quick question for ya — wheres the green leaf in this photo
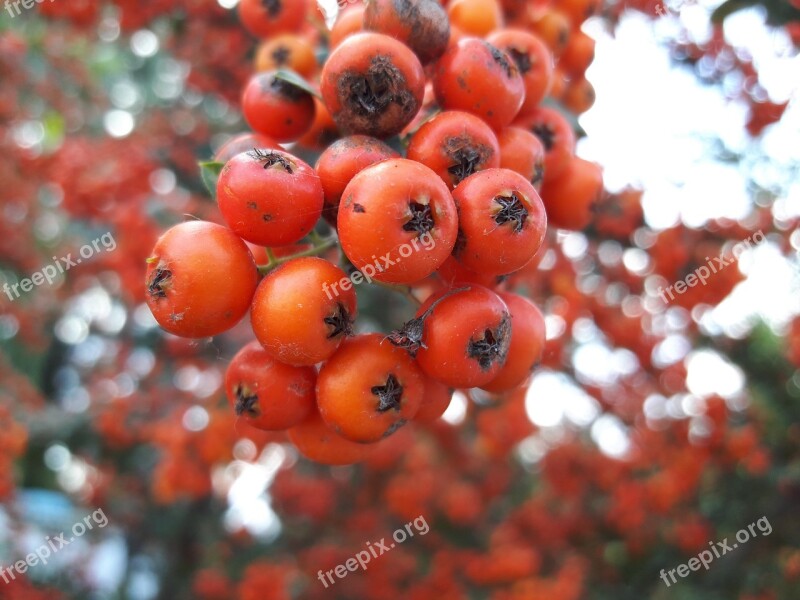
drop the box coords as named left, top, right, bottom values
left=199, top=161, right=224, bottom=200
left=273, top=68, right=322, bottom=100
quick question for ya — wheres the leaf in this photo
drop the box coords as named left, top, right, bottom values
left=199, top=160, right=224, bottom=200
left=273, top=68, right=322, bottom=100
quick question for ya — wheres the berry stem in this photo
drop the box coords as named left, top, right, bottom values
left=257, top=237, right=338, bottom=274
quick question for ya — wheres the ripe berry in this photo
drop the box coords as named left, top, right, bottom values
left=238, top=0, right=306, bottom=39
left=145, top=221, right=258, bottom=338
left=320, top=32, right=425, bottom=138
left=315, top=135, right=399, bottom=226
left=317, top=333, right=424, bottom=442
left=539, top=156, right=602, bottom=230
left=407, top=110, right=500, bottom=189
left=337, top=158, right=458, bottom=283
left=216, top=148, right=323, bottom=246
left=432, top=38, right=525, bottom=130
left=497, top=126, right=546, bottom=191
left=363, top=0, right=450, bottom=64
left=254, top=34, right=317, bottom=77
left=225, top=341, right=316, bottom=430
left=451, top=168, right=547, bottom=276
left=480, top=293, right=545, bottom=393
left=487, top=29, right=554, bottom=114
left=395, top=285, right=512, bottom=388
left=251, top=257, right=357, bottom=366
left=241, top=71, right=316, bottom=143
left=289, top=410, right=370, bottom=465
left=513, top=105, right=575, bottom=181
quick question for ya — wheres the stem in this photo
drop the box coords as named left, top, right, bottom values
left=257, top=237, right=338, bottom=275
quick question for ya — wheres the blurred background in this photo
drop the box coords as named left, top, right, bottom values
left=0, top=0, right=799, bottom=598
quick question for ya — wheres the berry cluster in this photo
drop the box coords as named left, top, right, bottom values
left=145, top=0, right=602, bottom=464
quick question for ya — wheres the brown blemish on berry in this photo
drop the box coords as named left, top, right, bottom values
left=506, top=47, right=532, bottom=75
left=444, top=136, right=492, bottom=186
left=260, top=0, right=282, bottom=19
left=234, top=385, right=260, bottom=417
left=353, top=203, right=366, bottom=213
left=493, top=192, right=529, bottom=233
left=403, top=201, right=434, bottom=234
left=467, top=313, right=511, bottom=371
left=147, top=266, right=172, bottom=299
left=324, top=303, right=354, bottom=339
left=371, top=373, right=404, bottom=412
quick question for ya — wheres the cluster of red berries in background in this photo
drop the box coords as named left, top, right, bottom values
left=145, top=0, right=603, bottom=464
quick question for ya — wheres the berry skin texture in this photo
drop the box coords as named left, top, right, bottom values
left=539, top=156, right=603, bottom=231
left=414, top=376, right=454, bottom=423
left=238, top=0, right=306, bottom=39
left=288, top=410, right=370, bottom=465
left=241, top=71, right=316, bottom=143
left=432, top=38, right=525, bottom=131
left=145, top=221, right=258, bottom=338
left=480, top=293, right=545, bottom=393
left=407, top=110, right=500, bottom=189
left=251, top=257, right=357, bottom=366
left=254, top=34, right=317, bottom=77
left=225, top=341, right=316, bottom=430
left=413, top=285, right=512, bottom=388
left=487, top=29, right=554, bottom=115
left=337, top=158, right=458, bottom=284
left=315, top=135, right=399, bottom=226
left=320, top=32, right=425, bottom=138
left=447, top=0, right=504, bottom=38
left=316, top=333, right=424, bottom=443
left=497, top=126, right=546, bottom=191
left=363, top=0, right=451, bottom=65
left=217, top=149, right=323, bottom=247
left=513, top=105, right=575, bottom=182
left=452, top=168, right=547, bottom=276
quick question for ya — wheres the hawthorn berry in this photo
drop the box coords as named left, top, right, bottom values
left=315, top=135, right=399, bottom=226
left=216, top=148, right=323, bottom=247
left=225, top=341, right=316, bottom=430
left=513, top=105, right=575, bottom=182
left=497, top=126, right=546, bottom=191
left=394, top=285, right=512, bottom=388
left=250, top=257, right=357, bottom=366
left=407, top=110, right=500, bottom=189
left=320, top=32, right=425, bottom=138
left=432, top=38, right=525, bottom=130
left=238, top=0, right=306, bottom=39
left=451, top=168, right=547, bottom=276
left=486, top=28, right=554, bottom=115
left=480, top=293, right=545, bottom=393
left=241, top=71, right=316, bottom=143
left=337, top=158, right=458, bottom=283
left=363, top=0, right=451, bottom=64
left=145, top=221, right=258, bottom=338
left=317, top=333, right=424, bottom=443
left=288, top=410, right=370, bottom=465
